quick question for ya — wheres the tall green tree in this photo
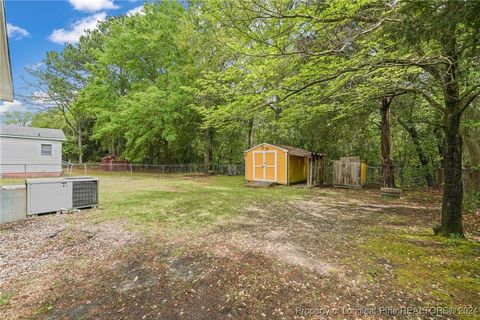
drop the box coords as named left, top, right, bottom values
left=2, top=111, right=33, bottom=126
left=206, top=0, right=480, bottom=236
left=374, top=0, right=480, bottom=236
left=81, top=2, right=202, bottom=164
left=25, top=31, right=103, bottom=162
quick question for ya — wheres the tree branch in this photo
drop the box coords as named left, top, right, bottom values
left=398, top=87, right=446, bottom=114
left=461, top=89, right=480, bottom=113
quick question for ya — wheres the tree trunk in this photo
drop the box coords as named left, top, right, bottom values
left=109, top=139, right=115, bottom=156
left=274, top=111, right=280, bottom=145
left=247, top=118, right=254, bottom=149
left=77, top=126, right=83, bottom=163
left=436, top=111, right=464, bottom=236
left=270, top=96, right=282, bottom=145
left=380, top=96, right=395, bottom=188
left=163, top=140, right=170, bottom=164
left=148, top=142, right=154, bottom=164
left=203, top=128, right=213, bottom=171
left=399, top=120, right=434, bottom=187
left=436, top=50, right=464, bottom=236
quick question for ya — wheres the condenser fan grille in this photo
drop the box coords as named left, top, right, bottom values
left=72, top=181, right=98, bottom=208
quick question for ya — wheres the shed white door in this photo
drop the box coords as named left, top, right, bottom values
left=253, top=150, right=277, bottom=181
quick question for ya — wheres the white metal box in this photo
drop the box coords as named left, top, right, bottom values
left=26, top=178, right=72, bottom=215
left=0, top=185, right=27, bottom=223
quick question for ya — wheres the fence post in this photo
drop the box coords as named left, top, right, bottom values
left=84, top=163, right=87, bottom=175
left=130, top=164, right=133, bottom=176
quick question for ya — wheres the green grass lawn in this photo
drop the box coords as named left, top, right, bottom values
left=1, top=173, right=479, bottom=319
left=3, top=172, right=309, bottom=229
left=0, top=178, right=25, bottom=185
left=93, top=173, right=309, bottom=229
left=358, top=227, right=480, bottom=316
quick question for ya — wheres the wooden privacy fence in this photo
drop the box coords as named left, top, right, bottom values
left=307, top=154, right=326, bottom=187
left=332, top=156, right=366, bottom=189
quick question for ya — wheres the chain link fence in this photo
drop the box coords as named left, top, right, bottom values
left=0, top=163, right=245, bottom=179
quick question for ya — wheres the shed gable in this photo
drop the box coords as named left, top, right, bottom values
left=244, top=143, right=287, bottom=185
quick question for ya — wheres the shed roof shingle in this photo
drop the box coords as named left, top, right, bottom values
left=245, top=143, right=324, bottom=158
left=0, top=125, right=66, bottom=141
left=275, top=144, right=315, bottom=157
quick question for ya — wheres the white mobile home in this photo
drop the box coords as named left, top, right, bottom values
left=0, top=126, right=66, bottom=177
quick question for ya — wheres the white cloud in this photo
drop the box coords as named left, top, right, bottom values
left=127, top=5, right=144, bottom=16
left=0, top=100, right=25, bottom=114
left=27, top=62, right=45, bottom=70
left=30, top=92, right=53, bottom=106
left=6, top=23, right=30, bottom=40
left=48, top=12, right=107, bottom=44
left=68, top=0, right=118, bottom=12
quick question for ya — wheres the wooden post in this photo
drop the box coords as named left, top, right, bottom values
left=322, top=157, right=326, bottom=185
left=310, top=155, right=315, bottom=188
left=312, top=157, right=316, bottom=186
left=309, top=158, right=314, bottom=187
left=310, top=158, right=313, bottom=187
left=311, top=157, right=315, bottom=187
left=319, top=157, right=323, bottom=186
left=307, top=158, right=312, bottom=187
left=318, top=157, right=323, bottom=186
left=307, top=158, right=310, bottom=187
left=84, top=163, right=87, bottom=175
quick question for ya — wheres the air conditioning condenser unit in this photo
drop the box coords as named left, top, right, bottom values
left=26, top=177, right=98, bottom=215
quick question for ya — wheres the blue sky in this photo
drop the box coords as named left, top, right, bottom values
left=1, top=0, right=145, bottom=118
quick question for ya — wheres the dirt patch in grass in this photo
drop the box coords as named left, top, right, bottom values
left=19, top=240, right=426, bottom=319
left=231, top=228, right=338, bottom=276
left=19, top=243, right=326, bottom=319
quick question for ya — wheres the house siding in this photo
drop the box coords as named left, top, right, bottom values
left=0, top=137, right=63, bottom=175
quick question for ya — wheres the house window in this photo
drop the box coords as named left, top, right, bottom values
left=41, top=144, right=52, bottom=156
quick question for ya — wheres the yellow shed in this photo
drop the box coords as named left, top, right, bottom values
left=244, top=143, right=324, bottom=185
